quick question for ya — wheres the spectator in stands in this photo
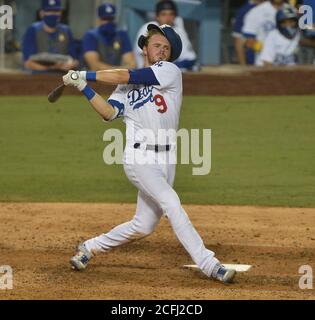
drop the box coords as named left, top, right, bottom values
left=260, top=4, right=300, bottom=66
left=232, top=0, right=264, bottom=65
left=242, top=0, right=286, bottom=66
left=22, top=0, right=78, bottom=73
left=82, top=3, right=136, bottom=71
left=134, top=0, right=198, bottom=71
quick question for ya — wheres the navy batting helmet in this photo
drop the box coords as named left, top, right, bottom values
left=276, top=4, right=299, bottom=39
left=138, top=24, right=182, bottom=62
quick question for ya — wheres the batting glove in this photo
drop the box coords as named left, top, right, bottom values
left=63, top=70, right=84, bottom=87
left=63, top=70, right=87, bottom=91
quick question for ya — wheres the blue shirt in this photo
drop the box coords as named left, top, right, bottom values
left=82, top=27, right=132, bottom=57
left=22, top=21, right=77, bottom=61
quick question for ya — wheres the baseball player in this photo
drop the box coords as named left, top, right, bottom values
left=82, top=3, right=136, bottom=71
left=260, top=4, right=300, bottom=66
left=22, top=0, right=78, bottom=73
left=242, top=0, right=286, bottom=65
left=62, top=24, right=236, bottom=284
left=232, top=0, right=264, bottom=65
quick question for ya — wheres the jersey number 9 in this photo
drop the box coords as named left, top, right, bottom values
left=154, top=94, right=168, bottom=114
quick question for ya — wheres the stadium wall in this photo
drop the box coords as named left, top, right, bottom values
left=1, top=68, right=315, bottom=96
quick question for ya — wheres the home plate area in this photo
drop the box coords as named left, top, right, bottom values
left=183, top=264, right=252, bottom=272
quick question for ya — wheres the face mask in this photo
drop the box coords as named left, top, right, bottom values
left=281, top=26, right=298, bottom=39
left=43, top=14, right=61, bottom=28
left=99, top=22, right=116, bottom=37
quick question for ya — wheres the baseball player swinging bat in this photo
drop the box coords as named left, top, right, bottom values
left=65, top=23, right=237, bottom=284
left=47, top=72, right=79, bottom=103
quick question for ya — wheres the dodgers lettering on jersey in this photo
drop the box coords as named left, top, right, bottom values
left=259, top=29, right=300, bottom=66
left=128, top=85, right=155, bottom=110
left=107, top=61, right=182, bottom=145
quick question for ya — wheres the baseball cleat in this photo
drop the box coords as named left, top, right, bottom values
left=212, top=264, right=236, bottom=284
left=70, top=243, right=93, bottom=271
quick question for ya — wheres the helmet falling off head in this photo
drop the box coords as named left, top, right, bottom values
left=138, top=24, right=182, bottom=62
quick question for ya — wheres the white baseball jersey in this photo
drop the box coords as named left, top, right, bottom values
left=242, top=1, right=277, bottom=65
left=107, top=61, right=182, bottom=145
left=259, top=29, right=300, bottom=66
left=133, top=20, right=197, bottom=69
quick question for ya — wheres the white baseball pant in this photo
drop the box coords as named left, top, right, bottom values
left=84, top=145, right=219, bottom=277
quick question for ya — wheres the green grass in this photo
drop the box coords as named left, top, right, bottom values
left=0, top=96, right=314, bottom=207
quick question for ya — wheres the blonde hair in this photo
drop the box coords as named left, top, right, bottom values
left=143, top=29, right=164, bottom=47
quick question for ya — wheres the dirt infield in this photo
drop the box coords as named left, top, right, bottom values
left=1, top=67, right=315, bottom=96
left=0, top=203, right=314, bottom=300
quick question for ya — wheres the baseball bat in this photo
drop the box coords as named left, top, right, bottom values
left=47, top=83, right=65, bottom=103
left=48, top=72, right=80, bottom=103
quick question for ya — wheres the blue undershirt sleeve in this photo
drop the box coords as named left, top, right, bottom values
left=128, top=67, right=160, bottom=85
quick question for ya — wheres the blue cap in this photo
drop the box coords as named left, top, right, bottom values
left=42, top=0, right=62, bottom=11
left=98, top=3, right=116, bottom=20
